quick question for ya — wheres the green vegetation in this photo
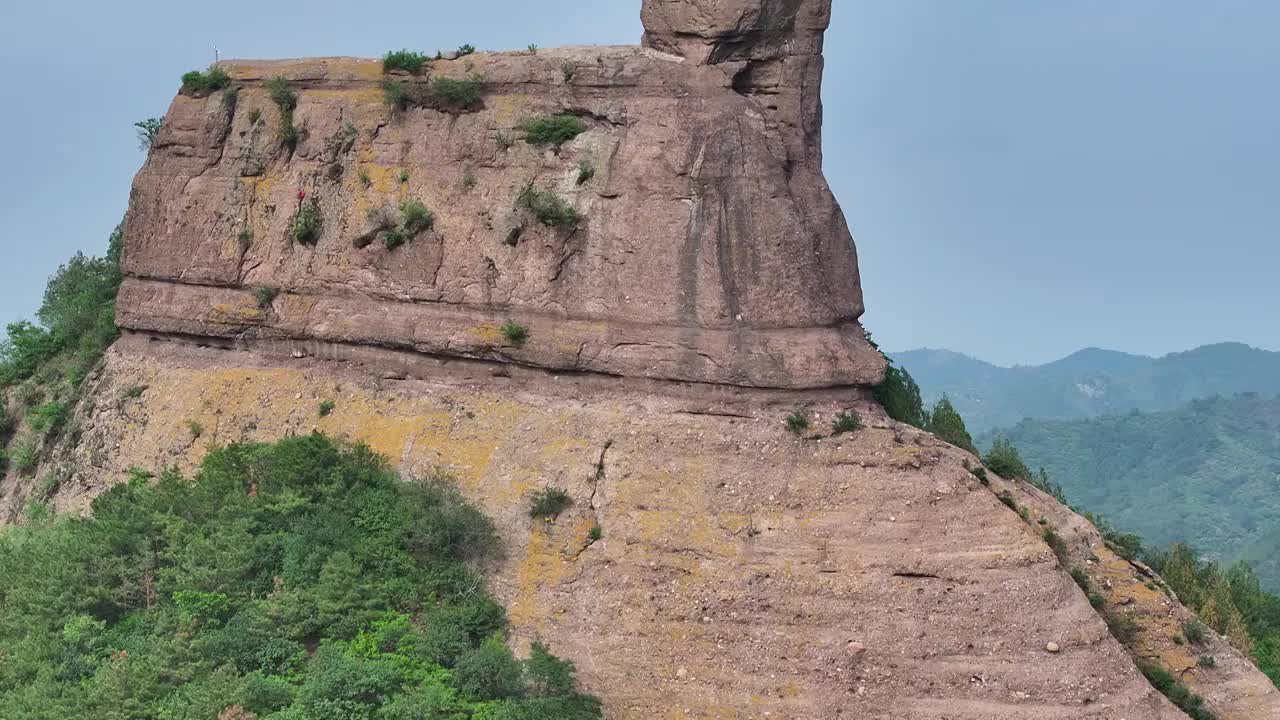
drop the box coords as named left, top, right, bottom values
left=520, top=114, right=586, bottom=147
left=253, top=287, right=278, bottom=309
left=0, top=435, right=601, bottom=718
left=319, top=399, right=336, bottom=417
left=134, top=117, right=163, bottom=150
left=575, top=160, right=595, bottom=186
left=27, top=401, right=68, bottom=437
left=500, top=322, right=529, bottom=346
left=382, top=79, right=414, bottom=116
left=432, top=76, right=484, bottom=111
left=290, top=198, right=322, bottom=245
left=589, top=524, right=602, bottom=542
left=562, top=63, right=576, bottom=82
left=10, top=442, right=37, bottom=475
left=985, top=394, right=1280, bottom=591
left=1145, top=543, right=1280, bottom=684
left=399, top=170, right=411, bottom=184
left=383, top=50, right=430, bottom=75
left=495, top=131, right=514, bottom=149
left=893, top=343, right=1280, bottom=433
left=785, top=410, right=810, bottom=435
left=238, top=227, right=253, bottom=252
left=515, top=185, right=580, bottom=227
left=457, top=44, right=476, bottom=57
left=1, top=227, right=122, bottom=483
left=187, top=420, right=204, bottom=438
left=359, top=168, right=372, bottom=188
left=266, top=76, right=297, bottom=112
left=831, top=410, right=862, bottom=436
left=180, top=65, right=231, bottom=95
left=400, top=200, right=435, bottom=235
left=266, top=77, right=301, bottom=150
left=1139, top=662, right=1216, bottom=720
left=529, top=487, right=572, bottom=520
left=366, top=201, right=434, bottom=250
left=925, top=395, right=976, bottom=454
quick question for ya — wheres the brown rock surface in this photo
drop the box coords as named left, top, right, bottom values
left=9, top=339, right=1193, bottom=719
left=118, top=0, right=881, bottom=389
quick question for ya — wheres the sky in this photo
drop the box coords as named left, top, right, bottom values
left=0, top=1, right=1276, bottom=367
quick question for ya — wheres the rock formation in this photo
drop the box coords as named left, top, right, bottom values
left=117, top=0, right=882, bottom=390
left=6, top=1, right=1279, bottom=718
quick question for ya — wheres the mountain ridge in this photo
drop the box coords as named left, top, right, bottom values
left=893, top=342, right=1280, bottom=432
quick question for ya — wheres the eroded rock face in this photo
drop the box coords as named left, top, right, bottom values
left=118, top=0, right=882, bottom=389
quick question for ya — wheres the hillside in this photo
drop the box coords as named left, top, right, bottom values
left=3, top=0, right=1280, bottom=717
left=984, top=394, right=1280, bottom=591
left=894, top=344, right=1280, bottom=432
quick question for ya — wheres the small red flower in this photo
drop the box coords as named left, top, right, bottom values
left=297, top=190, right=306, bottom=200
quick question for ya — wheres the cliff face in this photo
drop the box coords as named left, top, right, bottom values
left=117, top=0, right=882, bottom=390
left=10, top=1, right=1280, bottom=718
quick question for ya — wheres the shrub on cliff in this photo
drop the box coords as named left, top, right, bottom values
left=983, top=436, right=1032, bottom=481
left=0, top=434, right=602, bottom=718
left=432, top=76, right=484, bottom=111
left=291, top=198, right=322, bottom=245
left=181, top=65, right=231, bottom=96
left=383, top=50, right=430, bottom=75
left=520, top=114, right=586, bottom=147
left=515, top=184, right=580, bottom=227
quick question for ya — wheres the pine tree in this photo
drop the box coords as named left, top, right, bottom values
left=926, top=395, right=977, bottom=454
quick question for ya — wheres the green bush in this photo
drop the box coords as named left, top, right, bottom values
left=383, top=50, right=430, bottom=75
left=27, top=401, right=68, bottom=436
left=134, top=117, right=163, bottom=150
left=10, top=442, right=37, bottom=475
left=291, top=198, right=322, bottom=245
left=529, top=487, right=572, bottom=520
left=1042, top=527, right=1069, bottom=565
left=382, top=79, right=416, bottom=115
left=831, top=410, right=862, bottom=436
left=874, top=365, right=927, bottom=429
left=983, top=436, right=1032, bottom=480
left=588, top=524, right=602, bottom=542
left=520, top=114, right=586, bottom=147
left=319, top=400, right=336, bottom=417
left=1139, top=662, right=1216, bottom=720
left=1198, top=654, right=1216, bottom=668
left=576, top=160, right=595, bottom=185
left=515, top=185, right=580, bottom=227
left=1069, top=567, right=1090, bottom=590
left=785, top=410, right=810, bottom=435
left=400, top=199, right=435, bottom=234
left=181, top=66, right=232, bottom=95
left=432, top=76, right=484, bottom=111
left=187, top=420, right=204, bottom=438
left=265, top=76, right=297, bottom=112
left=500, top=322, right=529, bottom=346
left=1183, top=619, right=1208, bottom=645
left=457, top=44, right=476, bottom=57
left=253, top=287, right=278, bottom=309
left=0, top=435, right=599, bottom=717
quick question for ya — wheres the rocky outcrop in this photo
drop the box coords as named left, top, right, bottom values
left=23, top=339, right=1193, bottom=719
left=27, top=1, right=1269, bottom=718
left=118, top=0, right=881, bottom=389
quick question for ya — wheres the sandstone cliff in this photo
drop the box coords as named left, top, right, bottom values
left=4, top=1, right=1279, bottom=718
left=117, top=0, right=882, bottom=390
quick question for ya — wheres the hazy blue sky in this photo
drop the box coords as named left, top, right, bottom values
left=1, top=1, right=1276, bottom=366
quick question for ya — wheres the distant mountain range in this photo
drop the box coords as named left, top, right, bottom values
left=981, top=394, right=1280, bottom=591
left=892, top=342, right=1280, bottom=433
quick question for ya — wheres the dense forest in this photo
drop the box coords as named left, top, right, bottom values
left=0, top=434, right=601, bottom=719
left=984, top=394, right=1280, bottom=592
